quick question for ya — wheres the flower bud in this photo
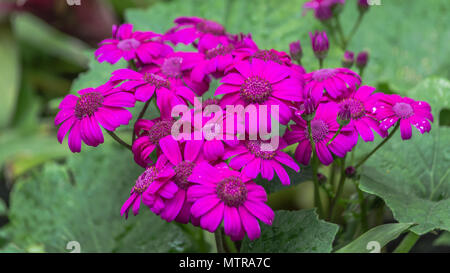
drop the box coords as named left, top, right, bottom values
left=356, top=51, right=369, bottom=70
left=358, top=0, right=370, bottom=13
left=289, top=40, right=303, bottom=63
left=345, top=166, right=356, bottom=178
left=342, top=51, right=354, bottom=68
left=309, top=31, right=329, bottom=60
left=317, top=172, right=327, bottom=185
left=301, top=97, right=316, bottom=121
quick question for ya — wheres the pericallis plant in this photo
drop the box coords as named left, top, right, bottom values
left=51, top=0, right=445, bottom=253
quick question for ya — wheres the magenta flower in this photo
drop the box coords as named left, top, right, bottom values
left=223, top=137, right=300, bottom=185
left=338, top=86, right=387, bottom=142
left=375, top=94, right=433, bottom=140
left=191, top=43, right=236, bottom=82
left=216, top=59, right=303, bottom=124
left=157, top=136, right=206, bottom=224
left=284, top=103, right=357, bottom=166
left=188, top=162, right=274, bottom=240
left=110, top=68, right=195, bottom=118
left=55, top=83, right=135, bottom=153
left=303, top=0, right=346, bottom=21
left=303, top=68, right=361, bottom=101
left=309, top=31, right=329, bottom=60
left=95, top=24, right=172, bottom=64
left=132, top=118, right=175, bottom=168
left=140, top=51, right=210, bottom=96
left=120, top=156, right=177, bottom=219
left=165, top=17, right=230, bottom=50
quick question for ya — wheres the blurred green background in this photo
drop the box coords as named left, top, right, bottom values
left=0, top=0, right=448, bottom=252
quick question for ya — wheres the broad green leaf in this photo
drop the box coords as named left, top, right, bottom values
left=12, top=13, right=89, bottom=67
left=70, top=51, right=127, bottom=94
left=359, top=125, right=450, bottom=235
left=336, top=223, right=413, bottom=253
left=240, top=209, right=338, bottom=253
left=1, top=145, right=196, bottom=253
left=0, top=25, right=20, bottom=129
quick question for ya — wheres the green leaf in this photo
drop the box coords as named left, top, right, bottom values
left=336, top=223, right=413, bottom=253
left=0, top=25, right=20, bottom=129
left=359, top=124, right=450, bottom=235
left=240, top=209, right=338, bottom=253
left=12, top=13, right=90, bottom=67
left=70, top=51, right=127, bottom=94
left=1, top=145, right=196, bottom=252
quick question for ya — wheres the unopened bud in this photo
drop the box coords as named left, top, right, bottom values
left=309, top=31, right=329, bottom=60
left=337, top=104, right=351, bottom=125
left=356, top=51, right=369, bottom=70
left=289, top=40, right=303, bottom=63
left=357, top=0, right=370, bottom=13
left=345, top=166, right=356, bottom=178
left=342, top=51, right=354, bottom=68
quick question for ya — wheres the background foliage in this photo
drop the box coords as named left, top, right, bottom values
left=0, top=0, right=448, bottom=252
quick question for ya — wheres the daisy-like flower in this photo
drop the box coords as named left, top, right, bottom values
left=191, top=42, right=236, bottom=82
left=95, top=24, right=172, bottom=64
left=303, top=0, right=346, bottom=21
left=224, top=137, right=300, bottom=185
left=165, top=17, right=231, bottom=49
left=55, top=83, right=135, bottom=153
left=374, top=94, right=433, bottom=140
left=157, top=136, right=206, bottom=224
left=338, top=86, right=387, bottom=142
left=216, top=59, right=303, bottom=124
left=132, top=118, right=176, bottom=168
left=284, top=103, right=357, bottom=166
left=188, top=162, right=274, bottom=240
left=141, top=51, right=210, bottom=96
left=303, top=68, right=361, bottom=101
left=120, top=155, right=177, bottom=219
left=110, top=68, right=195, bottom=118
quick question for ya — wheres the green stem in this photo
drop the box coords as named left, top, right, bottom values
left=329, top=156, right=346, bottom=221
left=334, top=16, right=346, bottom=50
left=355, top=182, right=368, bottom=232
left=327, top=124, right=344, bottom=145
left=106, top=130, right=132, bottom=150
left=355, top=123, right=399, bottom=169
left=214, top=229, right=226, bottom=253
left=132, top=99, right=152, bottom=143
left=344, top=13, right=364, bottom=50
left=393, top=232, right=420, bottom=253
left=308, top=120, right=324, bottom=218
left=318, top=58, right=324, bottom=69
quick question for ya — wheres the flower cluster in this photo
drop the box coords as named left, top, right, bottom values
left=55, top=17, right=433, bottom=241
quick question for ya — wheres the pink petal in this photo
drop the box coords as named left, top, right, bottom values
left=159, top=135, right=182, bottom=165
left=200, top=202, right=225, bottom=233
left=191, top=195, right=221, bottom=218
left=239, top=206, right=261, bottom=240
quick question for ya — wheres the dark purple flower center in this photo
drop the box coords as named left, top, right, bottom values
left=393, top=102, right=414, bottom=119
left=161, top=57, right=183, bottom=78
left=250, top=50, right=283, bottom=65
left=196, top=20, right=225, bottom=35
left=74, top=92, right=104, bottom=119
left=339, top=98, right=365, bottom=120
left=133, top=166, right=158, bottom=194
left=117, top=38, right=141, bottom=51
left=305, top=119, right=329, bottom=143
left=205, top=44, right=234, bottom=59
left=240, top=76, right=273, bottom=104
left=146, top=120, right=174, bottom=144
left=173, top=161, right=195, bottom=190
left=143, top=73, right=171, bottom=89
left=312, top=68, right=336, bottom=82
left=244, top=140, right=277, bottom=159
left=216, top=176, right=248, bottom=207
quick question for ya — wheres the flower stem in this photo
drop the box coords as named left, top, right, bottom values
left=344, top=13, right=365, bottom=50
left=393, top=232, right=420, bottom=253
left=318, top=58, right=324, bottom=69
left=355, top=122, right=400, bottom=169
left=327, top=124, right=344, bottom=146
left=106, top=130, right=132, bottom=150
left=132, top=99, right=152, bottom=144
left=307, top=120, right=324, bottom=218
left=329, top=156, right=346, bottom=221
left=334, top=16, right=346, bottom=50
left=355, top=181, right=368, bottom=232
left=214, top=229, right=226, bottom=253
